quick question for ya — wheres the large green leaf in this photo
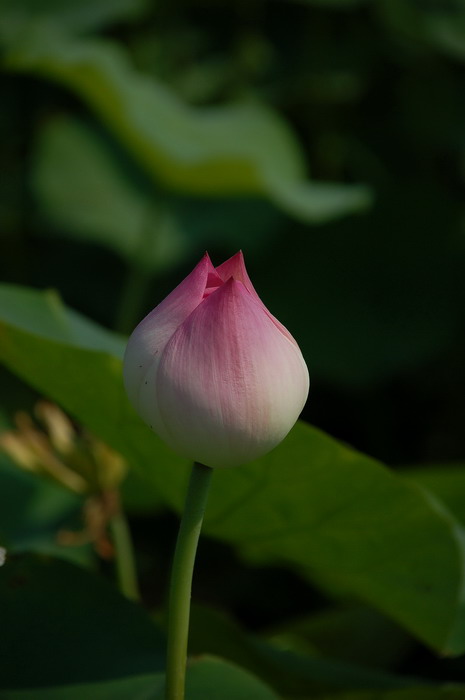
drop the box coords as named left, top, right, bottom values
left=0, top=284, right=465, bottom=655
left=403, top=465, right=465, bottom=527
left=0, top=554, right=278, bottom=699
left=202, top=424, right=465, bottom=657
left=2, top=658, right=279, bottom=700
left=0, top=553, right=166, bottom=690
left=32, top=116, right=185, bottom=273
left=0, top=283, right=190, bottom=506
left=188, top=604, right=423, bottom=696
left=0, top=284, right=124, bottom=355
left=268, top=604, right=413, bottom=671
left=4, top=28, right=370, bottom=223
left=31, top=116, right=282, bottom=272
left=0, top=676, right=163, bottom=700
left=4, top=679, right=464, bottom=700
left=185, top=656, right=279, bottom=700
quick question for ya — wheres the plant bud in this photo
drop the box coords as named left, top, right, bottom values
left=123, top=252, right=309, bottom=468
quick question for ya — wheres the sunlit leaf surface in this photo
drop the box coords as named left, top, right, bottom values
left=5, top=29, right=370, bottom=223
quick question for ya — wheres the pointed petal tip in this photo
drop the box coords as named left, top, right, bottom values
left=199, top=250, right=213, bottom=268
left=194, top=251, right=223, bottom=286
left=234, top=250, right=245, bottom=265
left=215, top=250, right=248, bottom=283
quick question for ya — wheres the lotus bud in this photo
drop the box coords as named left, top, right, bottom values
left=123, top=252, right=309, bottom=468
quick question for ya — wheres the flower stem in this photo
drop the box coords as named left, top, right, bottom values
left=109, top=506, right=140, bottom=602
left=165, top=462, right=213, bottom=700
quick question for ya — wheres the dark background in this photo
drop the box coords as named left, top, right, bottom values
left=1, top=0, right=465, bottom=686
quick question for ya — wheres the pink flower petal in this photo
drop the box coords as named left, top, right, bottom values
left=216, top=251, right=298, bottom=346
left=123, top=253, right=221, bottom=418
left=148, top=278, right=309, bottom=468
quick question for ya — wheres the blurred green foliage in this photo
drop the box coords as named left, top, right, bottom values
left=1, top=0, right=465, bottom=697
left=1, top=284, right=465, bottom=655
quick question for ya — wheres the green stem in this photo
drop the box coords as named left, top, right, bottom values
left=110, top=507, right=140, bottom=602
left=165, top=463, right=213, bottom=700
